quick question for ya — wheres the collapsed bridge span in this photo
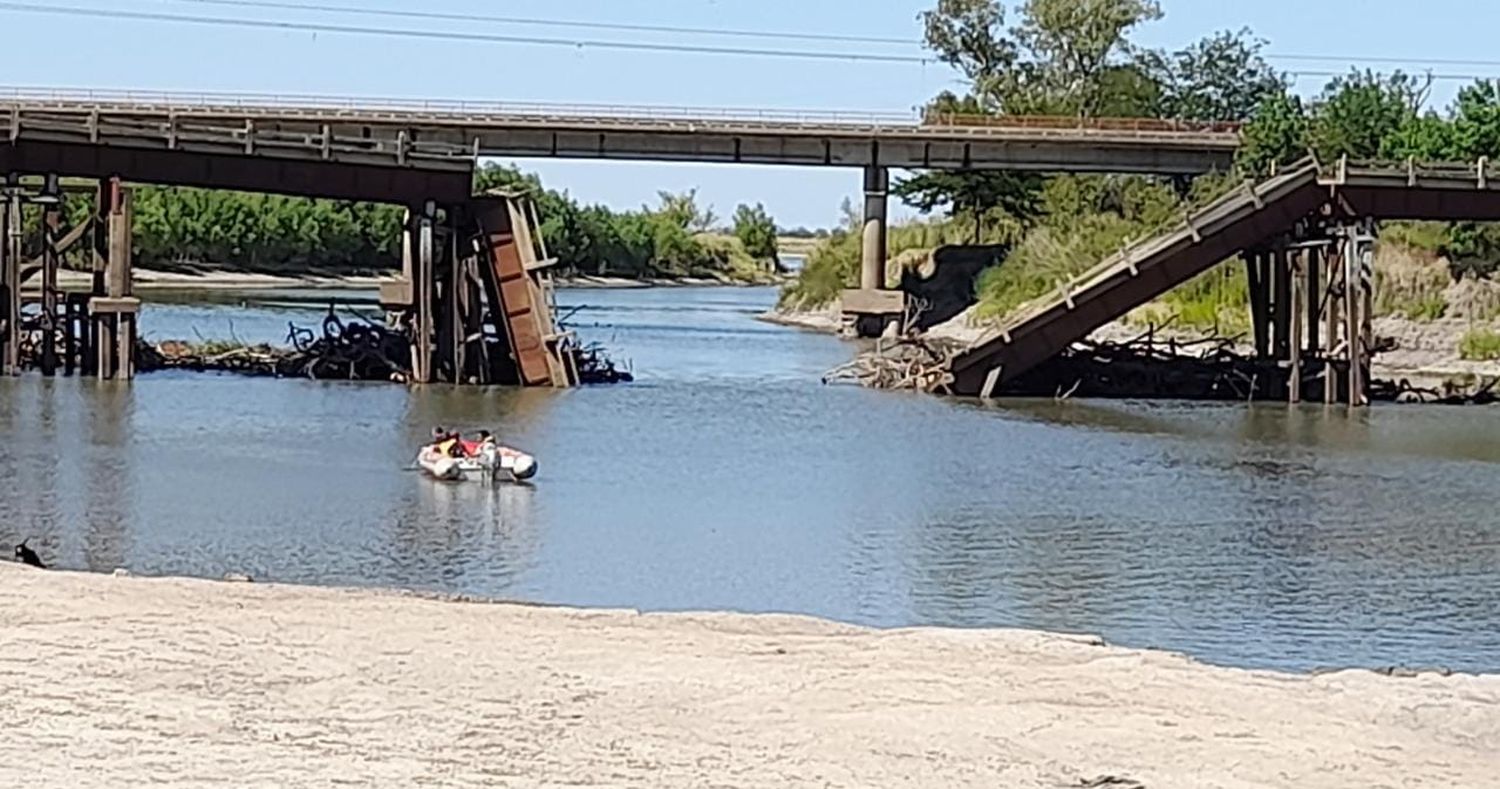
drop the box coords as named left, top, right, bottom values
left=942, top=158, right=1500, bottom=404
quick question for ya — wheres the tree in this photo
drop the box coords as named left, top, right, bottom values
left=733, top=203, right=780, bottom=268
left=919, top=0, right=1015, bottom=103
left=1151, top=28, right=1285, bottom=121
left=1308, top=70, right=1428, bottom=160
left=655, top=189, right=717, bottom=232
left=1237, top=89, right=1311, bottom=174
left=1003, top=0, right=1163, bottom=117
left=893, top=170, right=1042, bottom=243
left=1450, top=80, right=1500, bottom=160
left=919, top=0, right=1162, bottom=117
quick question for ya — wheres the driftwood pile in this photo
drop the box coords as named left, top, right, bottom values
left=139, top=309, right=413, bottom=381
left=823, top=336, right=962, bottom=392
left=824, top=327, right=1295, bottom=401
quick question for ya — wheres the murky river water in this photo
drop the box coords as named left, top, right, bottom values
left=3, top=285, right=1499, bottom=673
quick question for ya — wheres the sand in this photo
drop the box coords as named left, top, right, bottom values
left=2, top=565, right=1497, bottom=788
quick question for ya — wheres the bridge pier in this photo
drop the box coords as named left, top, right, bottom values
left=1340, top=223, right=1375, bottom=407
left=841, top=165, right=902, bottom=337
left=91, top=178, right=140, bottom=381
left=861, top=166, right=888, bottom=292
left=403, top=202, right=438, bottom=385
left=381, top=192, right=577, bottom=388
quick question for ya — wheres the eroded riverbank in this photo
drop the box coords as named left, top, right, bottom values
left=2, top=563, right=1496, bottom=788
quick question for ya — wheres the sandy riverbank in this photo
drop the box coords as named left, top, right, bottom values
left=1, top=564, right=1496, bottom=788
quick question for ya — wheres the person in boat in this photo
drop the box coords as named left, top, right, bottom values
left=456, top=430, right=497, bottom=458
left=430, top=426, right=465, bottom=458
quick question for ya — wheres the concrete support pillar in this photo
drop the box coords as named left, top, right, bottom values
left=1, top=195, right=18, bottom=376
left=860, top=166, right=888, bottom=292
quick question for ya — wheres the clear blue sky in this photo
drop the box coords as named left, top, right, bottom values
left=1, top=0, right=1496, bottom=228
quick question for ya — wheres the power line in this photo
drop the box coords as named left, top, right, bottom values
left=1272, top=53, right=1500, bottom=70
left=2, top=1, right=1498, bottom=83
left=169, top=0, right=919, bottom=47
left=165, top=0, right=1500, bottom=73
left=0, top=2, right=933, bottom=64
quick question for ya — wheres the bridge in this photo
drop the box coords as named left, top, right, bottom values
left=941, top=157, right=1499, bottom=405
left=0, top=87, right=1246, bottom=383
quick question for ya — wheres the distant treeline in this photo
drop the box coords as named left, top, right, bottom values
left=49, top=163, right=780, bottom=280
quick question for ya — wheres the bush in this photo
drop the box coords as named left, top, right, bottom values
left=1459, top=327, right=1500, bottom=360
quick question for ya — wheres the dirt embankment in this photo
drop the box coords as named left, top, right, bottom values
left=2, top=564, right=1498, bottom=788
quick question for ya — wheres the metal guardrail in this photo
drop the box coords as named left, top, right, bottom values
left=923, top=111, right=1242, bottom=136
left=0, top=86, right=919, bottom=126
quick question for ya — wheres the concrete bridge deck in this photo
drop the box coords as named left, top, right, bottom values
left=0, top=88, right=1239, bottom=179
left=946, top=158, right=1500, bottom=399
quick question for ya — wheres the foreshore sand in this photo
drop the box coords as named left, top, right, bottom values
left=2, top=564, right=1496, bottom=788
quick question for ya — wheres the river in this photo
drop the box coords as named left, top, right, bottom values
left=2, top=285, right=1499, bottom=674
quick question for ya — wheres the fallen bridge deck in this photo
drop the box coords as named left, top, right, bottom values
left=947, top=158, right=1500, bottom=397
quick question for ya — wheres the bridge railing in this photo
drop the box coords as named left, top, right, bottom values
left=922, top=111, right=1242, bottom=135
left=0, top=86, right=919, bottom=126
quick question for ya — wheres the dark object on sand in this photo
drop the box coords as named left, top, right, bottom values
left=14, top=540, right=45, bottom=569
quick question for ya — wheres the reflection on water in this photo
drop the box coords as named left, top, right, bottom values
left=3, top=286, right=1500, bottom=673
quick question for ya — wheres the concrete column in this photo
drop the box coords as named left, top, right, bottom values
left=860, top=166, right=888, bottom=291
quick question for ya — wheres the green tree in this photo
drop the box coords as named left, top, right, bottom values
left=655, top=189, right=717, bottom=233
left=1237, top=89, right=1311, bottom=174
left=1450, top=80, right=1500, bottom=160
left=893, top=170, right=1041, bottom=243
left=1150, top=28, right=1285, bottom=121
left=733, top=203, right=780, bottom=267
left=919, top=0, right=1015, bottom=104
left=1003, top=0, right=1163, bottom=117
left=1309, top=70, right=1427, bottom=160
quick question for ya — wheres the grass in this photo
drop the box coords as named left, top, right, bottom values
left=776, top=218, right=981, bottom=309
left=1459, top=327, right=1500, bottom=361
left=1375, top=243, right=1451, bottom=320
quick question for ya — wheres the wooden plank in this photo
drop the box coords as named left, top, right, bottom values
left=1289, top=251, right=1304, bottom=403
left=473, top=197, right=557, bottom=387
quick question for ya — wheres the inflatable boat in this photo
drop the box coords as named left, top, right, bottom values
left=417, top=441, right=538, bottom=482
